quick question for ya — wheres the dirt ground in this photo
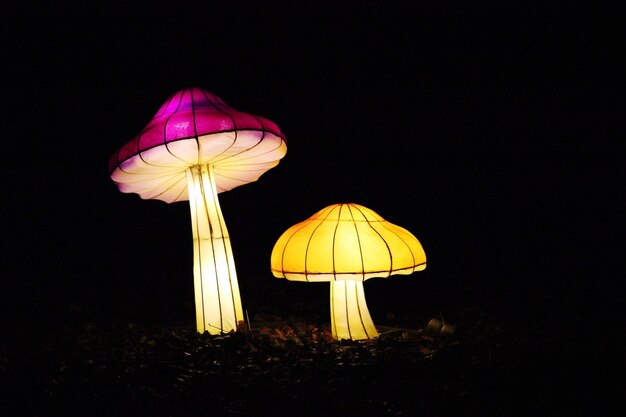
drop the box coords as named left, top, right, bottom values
left=0, top=286, right=605, bottom=417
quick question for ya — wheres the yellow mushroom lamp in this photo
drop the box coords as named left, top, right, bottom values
left=109, top=88, right=287, bottom=334
left=271, top=203, right=426, bottom=340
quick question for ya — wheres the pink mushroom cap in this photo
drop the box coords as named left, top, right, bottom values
left=109, top=87, right=287, bottom=202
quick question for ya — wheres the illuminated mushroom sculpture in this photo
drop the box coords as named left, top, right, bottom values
left=271, top=203, right=426, bottom=340
left=109, top=87, right=287, bottom=334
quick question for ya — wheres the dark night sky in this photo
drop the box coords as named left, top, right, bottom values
left=2, top=2, right=620, bottom=331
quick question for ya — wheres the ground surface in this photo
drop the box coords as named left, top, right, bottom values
left=0, top=289, right=605, bottom=417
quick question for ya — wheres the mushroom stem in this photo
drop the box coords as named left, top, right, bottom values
left=186, top=165, right=243, bottom=334
left=330, top=280, right=379, bottom=340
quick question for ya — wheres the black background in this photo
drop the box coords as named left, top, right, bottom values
left=2, top=2, right=621, bottom=337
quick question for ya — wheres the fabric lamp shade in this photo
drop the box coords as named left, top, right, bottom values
left=110, top=87, right=286, bottom=334
left=271, top=203, right=426, bottom=340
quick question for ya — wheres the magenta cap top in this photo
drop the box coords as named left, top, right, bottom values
left=109, top=88, right=287, bottom=203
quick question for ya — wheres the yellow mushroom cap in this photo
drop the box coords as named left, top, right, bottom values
left=271, top=203, right=426, bottom=282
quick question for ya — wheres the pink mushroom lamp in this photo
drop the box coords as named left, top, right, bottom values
left=109, top=88, right=287, bottom=334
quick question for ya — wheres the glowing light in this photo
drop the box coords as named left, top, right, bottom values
left=110, top=87, right=287, bottom=334
left=271, top=203, right=426, bottom=340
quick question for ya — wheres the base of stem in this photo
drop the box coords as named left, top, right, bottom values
left=330, top=280, right=379, bottom=340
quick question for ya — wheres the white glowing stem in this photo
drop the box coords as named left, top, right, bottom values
left=330, top=280, right=379, bottom=340
left=186, top=165, right=243, bottom=334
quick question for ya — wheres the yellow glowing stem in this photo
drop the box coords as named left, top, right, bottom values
left=330, top=280, right=379, bottom=340
left=186, top=165, right=243, bottom=334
